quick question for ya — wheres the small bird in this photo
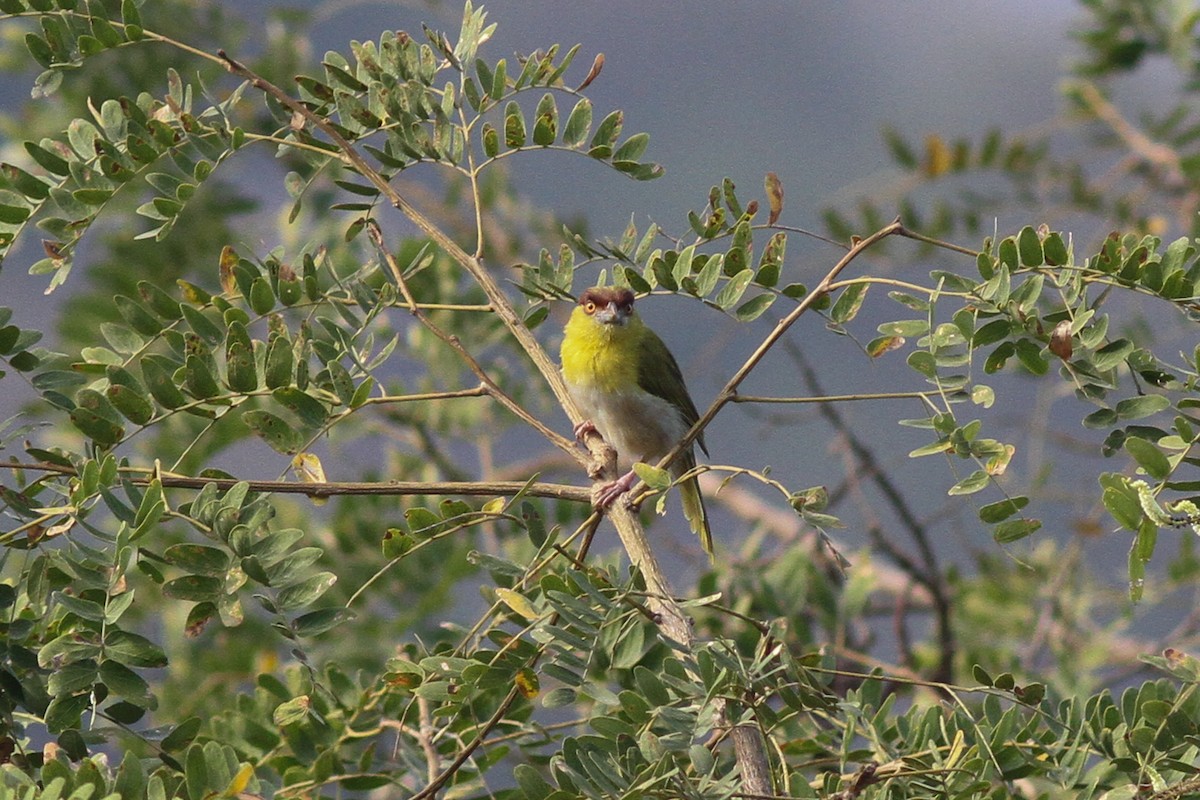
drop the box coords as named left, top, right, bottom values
left=559, top=286, right=712, bottom=557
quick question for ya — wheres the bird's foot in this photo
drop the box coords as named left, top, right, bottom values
left=573, top=419, right=598, bottom=442
left=594, top=470, right=637, bottom=510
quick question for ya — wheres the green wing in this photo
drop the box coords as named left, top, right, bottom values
left=636, top=327, right=708, bottom=456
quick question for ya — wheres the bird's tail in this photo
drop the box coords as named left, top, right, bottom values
left=676, top=454, right=712, bottom=561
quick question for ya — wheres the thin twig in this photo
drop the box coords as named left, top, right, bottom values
left=645, top=221, right=905, bottom=490
left=789, top=343, right=955, bottom=683
left=366, top=220, right=570, bottom=450
left=729, top=390, right=936, bottom=404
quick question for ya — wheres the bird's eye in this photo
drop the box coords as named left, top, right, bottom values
left=583, top=301, right=597, bottom=314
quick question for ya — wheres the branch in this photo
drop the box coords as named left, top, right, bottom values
left=366, top=221, right=571, bottom=451
left=729, top=390, right=936, bottom=405
left=647, top=220, right=906, bottom=490
left=1071, top=80, right=1185, bottom=188
left=3, top=461, right=590, bottom=503
left=788, top=342, right=955, bottom=683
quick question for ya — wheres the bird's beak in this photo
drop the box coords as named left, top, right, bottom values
left=594, top=302, right=629, bottom=326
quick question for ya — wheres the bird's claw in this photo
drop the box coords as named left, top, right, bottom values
left=573, top=419, right=598, bottom=442
left=594, top=470, right=637, bottom=510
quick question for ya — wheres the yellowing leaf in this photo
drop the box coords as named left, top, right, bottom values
left=495, top=587, right=538, bottom=621
left=291, top=452, right=327, bottom=505
left=481, top=497, right=506, bottom=515
left=514, top=667, right=540, bottom=699
left=218, top=245, right=239, bottom=297
left=924, top=134, right=952, bottom=177
left=291, top=452, right=326, bottom=483
left=223, top=763, right=254, bottom=796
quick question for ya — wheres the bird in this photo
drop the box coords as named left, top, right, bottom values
left=559, top=286, right=713, bottom=557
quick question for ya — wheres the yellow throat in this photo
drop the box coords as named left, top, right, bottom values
left=560, top=290, right=644, bottom=394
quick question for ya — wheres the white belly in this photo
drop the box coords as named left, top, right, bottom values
left=568, top=383, right=689, bottom=469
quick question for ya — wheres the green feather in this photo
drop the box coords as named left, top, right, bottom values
left=635, top=327, right=712, bottom=559
left=635, top=328, right=708, bottom=456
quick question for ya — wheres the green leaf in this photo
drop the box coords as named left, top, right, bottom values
left=292, top=608, right=355, bottom=638
left=70, top=406, right=124, bottom=446
left=185, top=355, right=222, bottom=399
left=979, top=496, right=1029, bottom=523
left=1115, top=394, right=1170, bottom=420
left=1126, top=437, right=1170, bottom=480
left=264, top=336, right=294, bottom=389
left=1082, top=408, right=1118, bottom=429
left=99, top=660, right=151, bottom=702
left=106, top=384, right=154, bottom=425
left=162, top=574, right=223, bottom=601
left=1093, top=338, right=1134, bottom=371
left=104, top=630, right=167, bottom=667
left=734, top=293, right=775, bottom=322
left=243, top=410, right=304, bottom=454
left=136, top=281, right=182, bottom=319
left=632, top=462, right=671, bottom=490
left=877, top=319, right=929, bottom=337
left=992, top=518, right=1041, bottom=543
left=115, top=295, right=162, bottom=335
left=162, top=717, right=202, bottom=753
left=513, top=764, right=554, bottom=800
left=44, top=693, right=90, bottom=734
left=906, top=351, right=937, bottom=378
left=1013, top=339, right=1048, bottom=375
left=1016, top=225, right=1043, bottom=266
left=141, top=355, right=187, bottom=410
left=563, top=97, right=593, bottom=147
left=613, top=132, right=650, bottom=162
left=248, top=278, right=275, bottom=315
left=272, top=387, right=328, bottom=427
left=713, top=270, right=754, bottom=310
left=163, top=544, right=231, bottom=575
left=948, top=470, right=989, bottom=496
left=830, top=283, right=868, bottom=324
left=276, top=571, right=337, bottom=612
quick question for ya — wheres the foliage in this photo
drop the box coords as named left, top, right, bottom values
left=0, top=2, right=1199, bottom=799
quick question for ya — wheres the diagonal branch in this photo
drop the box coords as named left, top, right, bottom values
left=647, top=220, right=905, bottom=486
left=366, top=221, right=573, bottom=451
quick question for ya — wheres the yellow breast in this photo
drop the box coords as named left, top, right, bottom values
left=560, top=307, right=643, bottom=393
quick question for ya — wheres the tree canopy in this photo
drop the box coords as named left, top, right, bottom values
left=2, top=2, right=1200, bottom=798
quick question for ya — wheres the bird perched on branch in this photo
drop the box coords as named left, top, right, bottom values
left=559, top=286, right=712, bottom=557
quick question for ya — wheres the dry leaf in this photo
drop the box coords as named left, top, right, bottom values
left=764, top=171, right=784, bottom=225
left=1049, top=319, right=1073, bottom=361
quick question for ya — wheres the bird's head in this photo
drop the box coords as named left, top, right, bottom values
left=576, top=286, right=636, bottom=327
